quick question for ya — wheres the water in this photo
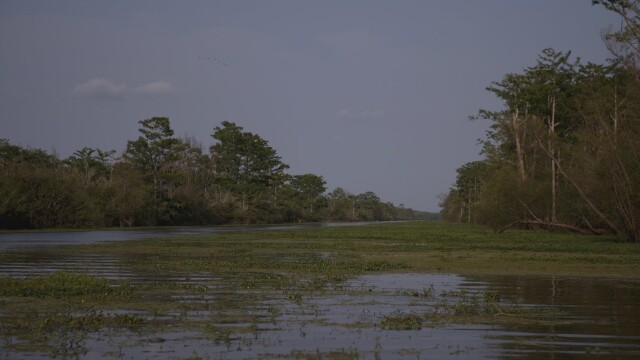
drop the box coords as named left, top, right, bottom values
left=2, top=270, right=638, bottom=359
left=0, top=227, right=639, bottom=359
left=0, top=222, right=376, bottom=251
left=0, top=222, right=371, bottom=282
left=476, top=275, right=640, bottom=359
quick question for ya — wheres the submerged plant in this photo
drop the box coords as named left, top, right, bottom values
left=0, top=271, right=132, bottom=299
left=0, top=222, right=637, bottom=358
left=380, top=311, right=423, bottom=330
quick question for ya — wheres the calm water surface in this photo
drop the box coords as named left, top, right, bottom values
left=0, top=226, right=639, bottom=359
left=0, top=222, right=374, bottom=251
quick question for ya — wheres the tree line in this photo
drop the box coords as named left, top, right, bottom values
left=0, top=120, right=432, bottom=229
left=440, top=1, right=640, bottom=242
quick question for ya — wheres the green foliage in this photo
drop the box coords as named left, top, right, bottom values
left=593, top=0, right=640, bottom=65
left=124, top=117, right=188, bottom=225
left=380, top=311, right=422, bottom=330
left=64, top=147, right=116, bottom=186
left=209, top=121, right=290, bottom=222
left=6, top=222, right=630, bottom=359
left=1, top=119, right=425, bottom=229
left=442, top=14, right=640, bottom=242
left=125, top=117, right=183, bottom=180
left=289, top=173, right=327, bottom=221
left=0, top=271, right=132, bottom=299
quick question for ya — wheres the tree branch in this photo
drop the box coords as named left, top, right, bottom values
left=499, top=220, right=594, bottom=235
left=535, top=136, right=624, bottom=236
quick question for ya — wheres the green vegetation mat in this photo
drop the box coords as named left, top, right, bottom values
left=1, top=221, right=639, bottom=358
left=68, top=220, right=635, bottom=278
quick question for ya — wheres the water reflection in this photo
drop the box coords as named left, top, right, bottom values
left=0, top=222, right=376, bottom=251
left=1, top=235, right=639, bottom=358
left=3, top=269, right=638, bottom=359
left=473, top=274, right=640, bottom=359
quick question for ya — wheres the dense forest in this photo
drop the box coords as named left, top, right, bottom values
left=0, top=119, right=433, bottom=229
left=440, top=1, right=640, bottom=242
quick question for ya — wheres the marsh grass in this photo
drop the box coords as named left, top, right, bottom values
left=287, top=347, right=360, bottom=360
left=0, top=271, right=133, bottom=299
left=380, top=311, right=423, bottom=330
left=379, top=285, right=564, bottom=331
left=1, top=221, right=639, bottom=358
left=0, top=272, right=147, bottom=358
left=93, top=221, right=640, bottom=278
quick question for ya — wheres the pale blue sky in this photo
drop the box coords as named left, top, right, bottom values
left=0, top=1, right=620, bottom=211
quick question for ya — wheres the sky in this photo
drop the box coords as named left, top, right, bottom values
left=0, top=1, right=621, bottom=211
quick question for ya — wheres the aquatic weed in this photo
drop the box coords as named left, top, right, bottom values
left=380, top=311, right=423, bottom=330
left=0, top=271, right=132, bottom=299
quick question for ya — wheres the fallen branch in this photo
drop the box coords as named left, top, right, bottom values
left=535, top=136, right=624, bottom=236
left=493, top=312, right=517, bottom=317
left=581, top=216, right=609, bottom=235
left=498, top=220, right=593, bottom=235
left=517, top=199, right=543, bottom=223
left=497, top=221, right=522, bottom=233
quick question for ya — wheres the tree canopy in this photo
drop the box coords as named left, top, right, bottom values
left=0, top=120, right=430, bottom=229
left=441, top=2, right=640, bottom=242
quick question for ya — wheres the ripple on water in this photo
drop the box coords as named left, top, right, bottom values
left=1, top=260, right=639, bottom=358
left=0, top=252, right=218, bottom=284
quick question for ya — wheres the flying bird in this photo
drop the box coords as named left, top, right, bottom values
left=198, top=56, right=231, bottom=67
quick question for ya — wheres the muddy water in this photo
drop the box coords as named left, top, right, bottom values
left=476, top=275, right=640, bottom=359
left=1, top=269, right=639, bottom=359
left=0, top=222, right=376, bottom=251
left=0, top=223, right=366, bottom=281
left=0, top=228, right=639, bottom=359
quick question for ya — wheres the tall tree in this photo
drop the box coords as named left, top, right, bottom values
left=484, top=73, right=532, bottom=181
left=356, top=191, right=382, bottom=221
left=526, top=49, right=578, bottom=224
left=444, top=42, right=640, bottom=241
left=65, top=147, right=116, bottom=187
left=124, top=117, right=186, bottom=224
left=290, top=173, right=326, bottom=220
left=327, top=187, right=355, bottom=221
left=594, top=0, right=640, bottom=71
left=210, top=121, right=288, bottom=222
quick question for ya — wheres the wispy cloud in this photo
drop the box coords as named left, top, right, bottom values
left=72, top=78, right=127, bottom=98
left=362, top=109, right=384, bottom=118
left=131, top=80, right=173, bottom=95
left=73, top=78, right=173, bottom=99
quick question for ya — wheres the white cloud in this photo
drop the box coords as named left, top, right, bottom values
left=336, top=108, right=357, bottom=119
left=132, top=80, right=173, bottom=95
left=73, top=78, right=173, bottom=99
left=362, top=109, right=384, bottom=118
left=72, top=78, right=127, bottom=98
